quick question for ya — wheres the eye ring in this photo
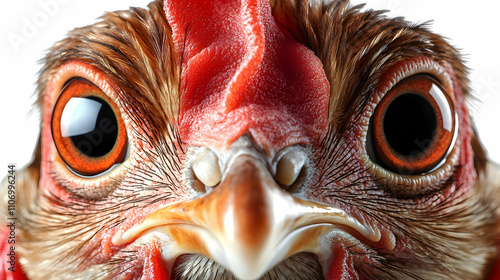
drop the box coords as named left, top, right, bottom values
left=370, top=74, right=456, bottom=175
left=51, top=77, right=127, bottom=176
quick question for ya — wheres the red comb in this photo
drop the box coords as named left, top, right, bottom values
left=164, top=0, right=330, bottom=151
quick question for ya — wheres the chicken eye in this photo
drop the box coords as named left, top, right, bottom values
left=51, top=78, right=127, bottom=176
left=370, top=74, right=456, bottom=174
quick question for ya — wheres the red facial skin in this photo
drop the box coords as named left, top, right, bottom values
left=489, top=251, right=500, bottom=280
left=165, top=0, right=330, bottom=153
left=0, top=229, right=29, bottom=280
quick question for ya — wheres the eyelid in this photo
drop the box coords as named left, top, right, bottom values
left=51, top=154, right=130, bottom=199
left=46, top=61, right=123, bottom=111
left=45, top=61, right=133, bottom=199
left=359, top=57, right=460, bottom=198
left=372, top=57, right=454, bottom=106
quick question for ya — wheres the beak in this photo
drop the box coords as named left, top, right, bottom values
left=113, top=155, right=379, bottom=279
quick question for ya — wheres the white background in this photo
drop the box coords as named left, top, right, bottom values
left=1, top=0, right=499, bottom=171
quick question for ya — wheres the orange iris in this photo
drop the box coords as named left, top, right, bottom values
left=51, top=78, right=127, bottom=176
left=371, top=74, right=455, bottom=174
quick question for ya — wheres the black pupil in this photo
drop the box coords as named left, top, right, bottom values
left=62, top=96, right=118, bottom=157
left=383, top=93, right=436, bottom=157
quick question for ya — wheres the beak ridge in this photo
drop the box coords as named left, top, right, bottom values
left=113, top=156, right=379, bottom=279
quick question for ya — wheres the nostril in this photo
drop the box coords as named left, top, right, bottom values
left=192, top=149, right=222, bottom=190
left=275, top=148, right=307, bottom=188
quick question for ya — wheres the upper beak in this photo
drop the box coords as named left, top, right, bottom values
left=113, top=155, right=379, bottom=279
